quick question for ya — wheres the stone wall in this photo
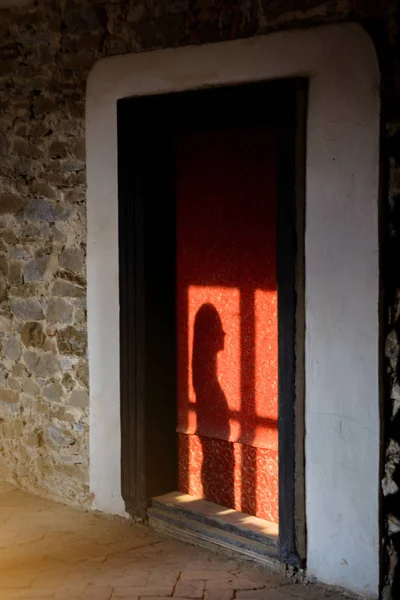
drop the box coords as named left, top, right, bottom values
left=0, top=0, right=399, bottom=596
left=383, top=122, right=400, bottom=599
left=0, top=1, right=92, bottom=506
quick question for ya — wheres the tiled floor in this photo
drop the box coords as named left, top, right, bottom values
left=0, top=482, right=350, bottom=599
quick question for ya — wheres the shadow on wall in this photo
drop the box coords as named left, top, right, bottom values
left=193, top=303, right=234, bottom=508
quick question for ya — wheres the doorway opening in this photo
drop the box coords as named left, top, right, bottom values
left=118, top=79, right=306, bottom=566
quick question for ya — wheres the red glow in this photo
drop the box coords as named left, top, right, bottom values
left=176, top=127, right=278, bottom=523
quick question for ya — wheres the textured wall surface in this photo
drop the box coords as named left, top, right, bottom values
left=0, top=0, right=399, bottom=597
left=176, top=127, right=278, bottom=523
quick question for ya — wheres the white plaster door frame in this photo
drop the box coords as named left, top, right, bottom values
left=86, top=23, right=380, bottom=598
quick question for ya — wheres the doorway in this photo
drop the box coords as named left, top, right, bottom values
left=118, top=79, right=305, bottom=565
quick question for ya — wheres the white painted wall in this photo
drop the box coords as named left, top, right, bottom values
left=86, top=24, right=380, bottom=598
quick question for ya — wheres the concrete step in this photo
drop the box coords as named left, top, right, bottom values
left=148, top=492, right=280, bottom=569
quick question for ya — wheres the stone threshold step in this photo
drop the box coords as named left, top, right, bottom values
left=148, top=492, right=280, bottom=569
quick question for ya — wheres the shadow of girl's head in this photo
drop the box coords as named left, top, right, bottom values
left=193, top=303, right=225, bottom=358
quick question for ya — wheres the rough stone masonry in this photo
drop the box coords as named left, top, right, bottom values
left=0, top=0, right=399, bottom=598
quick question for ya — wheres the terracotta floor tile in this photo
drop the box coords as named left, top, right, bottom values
left=0, top=485, right=350, bottom=600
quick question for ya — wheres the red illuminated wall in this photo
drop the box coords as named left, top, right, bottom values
left=176, top=127, right=278, bottom=523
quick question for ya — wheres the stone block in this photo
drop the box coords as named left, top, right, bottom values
left=7, top=377, right=21, bottom=391
left=12, top=138, right=42, bottom=160
left=43, top=382, right=64, bottom=403
left=8, top=259, right=23, bottom=284
left=47, top=425, right=75, bottom=446
left=58, top=326, right=87, bottom=357
left=389, top=514, right=400, bottom=534
left=24, top=350, right=60, bottom=378
left=9, top=282, right=43, bottom=299
left=46, top=297, right=74, bottom=324
left=0, top=387, right=19, bottom=404
left=2, top=418, right=23, bottom=438
left=382, top=475, right=398, bottom=496
left=3, top=336, right=21, bottom=361
left=21, top=321, right=46, bottom=348
left=10, top=298, right=44, bottom=320
left=22, top=222, right=50, bottom=242
left=24, top=254, right=57, bottom=282
left=12, top=363, right=27, bottom=377
left=68, top=389, right=89, bottom=408
left=64, top=189, right=85, bottom=204
left=23, top=378, right=40, bottom=396
left=35, top=399, right=52, bottom=416
left=43, top=336, right=58, bottom=353
left=49, top=140, right=69, bottom=159
left=9, top=246, right=28, bottom=260
left=0, top=229, right=18, bottom=244
left=30, top=180, right=56, bottom=200
left=19, top=393, right=34, bottom=412
left=59, top=247, right=84, bottom=273
left=63, top=162, right=85, bottom=173
left=25, top=198, right=70, bottom=222
left=53, top=280, right=85, bottom=297
left=0, top=193, right=27, bottom=214
left=0, top=400, right=19, bottom=419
